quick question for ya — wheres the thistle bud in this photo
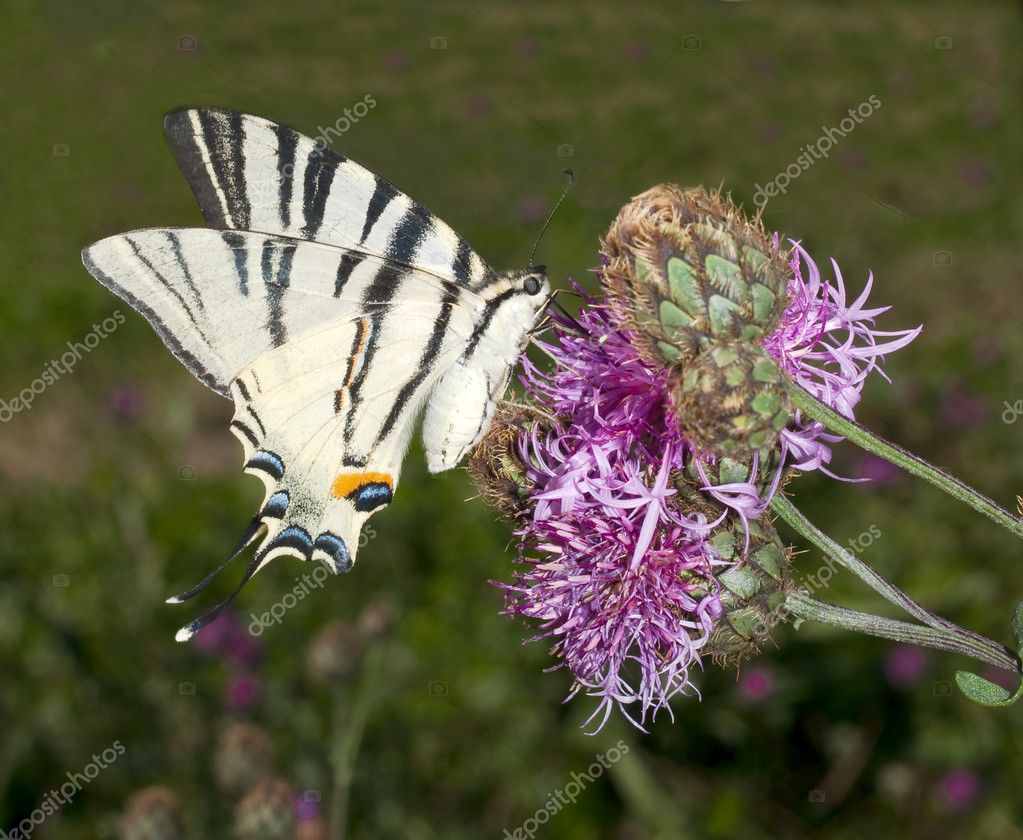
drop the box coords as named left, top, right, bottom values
left=701, top=517, right=793, bottom=666
left=214, top=723, right=275, bottom=797
left=119, top=786, right=185, bottom=840
left=602, top=184, right=792, bottom=459
left=466, top=403, right=547, bottom=518
left=233, top=777, right=297, bottom=840
left=602, top=184, right=789, bottom=366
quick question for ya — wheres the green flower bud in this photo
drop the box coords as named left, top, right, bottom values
left=702, top=517, right=793, bottom=667
left=676, top=340, right=791, bottom=458
left=466, top=403, right=548, bottom=518
left=602, top=184, right=789, bottom=368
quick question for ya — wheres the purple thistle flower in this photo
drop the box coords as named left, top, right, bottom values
left=485, top=195, right=920, bottom=728
left=763, top=241, right=921, bottom=477
left=501, top=299, right=730, bottom=730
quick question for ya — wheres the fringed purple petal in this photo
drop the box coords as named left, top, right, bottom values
left=763, top=241, right=921, bottom=476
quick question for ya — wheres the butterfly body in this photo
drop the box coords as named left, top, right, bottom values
left=82, top=108, right=549, bottom=638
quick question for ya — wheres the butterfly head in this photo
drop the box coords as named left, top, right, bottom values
left=479, top=266, right=551, bottom=353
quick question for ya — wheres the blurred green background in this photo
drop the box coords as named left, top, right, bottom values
left=2, top=1, right=1023, bottom=837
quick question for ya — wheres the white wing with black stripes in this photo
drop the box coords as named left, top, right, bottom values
left=81, top=108, right=550, bottom=641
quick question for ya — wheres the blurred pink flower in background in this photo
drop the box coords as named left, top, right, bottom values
left=194, top=611, right=261, bottom=666
left=856, top=453, right=901, bottom=485
left=939, top=381, right=989, bottom=429
left=226, top=673, right=260, bottom=712
left=106, top=383, right=143, bottom=421
left=293, top=792, right=320, bottom=821
left=737, top=666, right=776, bottom=704
left=940, top=769, right=981, bottom=810
left=518, top=193, right=548, bottom=226
left=884, top=645, right=928, bottom=689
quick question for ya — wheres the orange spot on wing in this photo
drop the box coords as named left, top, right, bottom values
left=331, top=471, right=393, bottom=499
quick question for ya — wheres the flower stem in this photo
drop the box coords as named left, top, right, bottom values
left=788, top=385, right=1023, bottom=540
left=772, top=493, right=1020, bottom=674
left=329, top=647, right=382, bottom=840
left=784, top=589, right=1020, bottom=673
left=773, top=494, right=960, bottom=634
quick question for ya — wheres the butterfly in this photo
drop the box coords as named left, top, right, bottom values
left=82, top=107, right=551, bottom=641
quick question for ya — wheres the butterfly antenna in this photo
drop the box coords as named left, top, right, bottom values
left=165, top=517, right=265, bottom=604
left=174, top=547, right=267, bottom=642
left=527, top=169, right=576, bottom=268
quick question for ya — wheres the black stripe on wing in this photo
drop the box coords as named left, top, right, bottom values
left=334, top=251, right=364, bottom=297
left=359, top=175, right=399, bottom=245
left=343, top=263, right=405, bottom=442
left=301, top=151, right=338, bottom=239
left=164, top=107, right=251, bottom=229
left=375, top=281, right=459, bottom=443
left=260, top=239, right=297, bottom=347
left=274, top=122, right=298, bottom=229
left=123, top=234, right=203, bottom=332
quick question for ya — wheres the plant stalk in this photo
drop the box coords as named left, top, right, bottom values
left=784, top=589, right=1020, bottom=673
left=788, top=385, right=1023, bottom=540
left=329, top=646, right=382, bottom=840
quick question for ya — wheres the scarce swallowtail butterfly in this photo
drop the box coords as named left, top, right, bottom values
left=82, top=108, right=552, bottom=641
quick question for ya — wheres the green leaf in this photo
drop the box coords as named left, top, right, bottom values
left=956, top=600, right=1023, bottom=707
left=1011, top=600, right=1023, bottom=649
left=955, top=670, right=1016, bottom=706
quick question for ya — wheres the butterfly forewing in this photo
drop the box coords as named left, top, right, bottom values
left=163, top=107, right=494, bottom=291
